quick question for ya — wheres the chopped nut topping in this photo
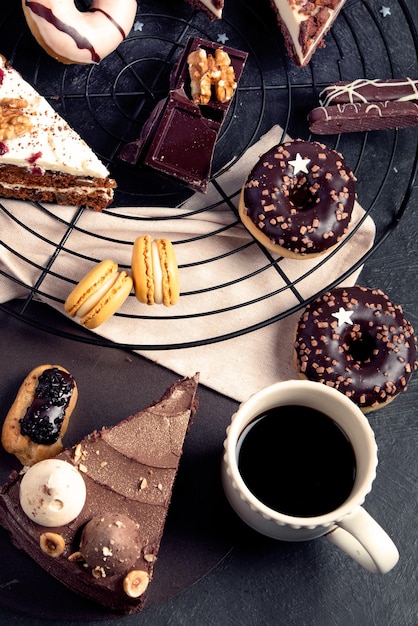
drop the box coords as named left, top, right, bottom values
left=0, top=98, right=32, bottom=141
left=92, top=566, right=106, bottom=579
left=73, top=443, right=83, bottom=463
left=187, top=47, right=237, bottom=105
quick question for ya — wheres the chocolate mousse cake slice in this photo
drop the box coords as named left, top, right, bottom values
left=0, top=375, right=199, bottom=614
left=270, top=0, right=347, bottom=67
left=0, top=56, right=115, bottom=211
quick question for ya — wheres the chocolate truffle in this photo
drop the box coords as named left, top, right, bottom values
left=80, top=513, right=142, bottom=577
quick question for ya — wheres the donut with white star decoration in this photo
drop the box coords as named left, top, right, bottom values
left=294, top=285, right=418, bottom=412
left=238, top=139, right=356, bottom=259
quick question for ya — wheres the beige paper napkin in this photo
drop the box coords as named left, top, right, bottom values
left=0, top=127, right=375, bottom=401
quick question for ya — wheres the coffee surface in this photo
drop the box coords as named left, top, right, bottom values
left=237, top=405, right=356, bottom=517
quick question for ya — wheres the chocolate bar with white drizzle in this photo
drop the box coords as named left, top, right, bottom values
left=308, top=77, right=418, bottom=134
left=319, top=78, right=418, bottom=105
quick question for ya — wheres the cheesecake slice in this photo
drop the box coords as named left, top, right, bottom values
left=0, top=375, right=199, bottom=614
left=270, top=0, right=346, bottom=67
left=0, top=56, right=115, bottom=211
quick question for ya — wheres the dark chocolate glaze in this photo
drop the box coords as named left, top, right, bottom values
left=309, top=101, right=418, bottom=135
left=90, top=8, right=127, bottom=39
left=294, top=286, right=418, bottom=411
left=242, top=140, right=356, bottom=255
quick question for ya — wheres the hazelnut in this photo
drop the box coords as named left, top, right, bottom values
left=144, top=553, right=157, bottom=563
left=68, top=551, right=84, bottom=562
left=123, top=570, right=149, bottom=598
left=39, top=532, right=65, bottom=557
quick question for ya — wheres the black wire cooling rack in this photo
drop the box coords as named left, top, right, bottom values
left=0, top=0, right=417, bottom=350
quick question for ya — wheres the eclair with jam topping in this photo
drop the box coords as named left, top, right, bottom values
left=1, top=364, right=78, bottom=466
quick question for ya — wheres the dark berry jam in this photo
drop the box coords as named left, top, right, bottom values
left=0, top=142, right=9, bottom=155
left=20, top=368, right=75, bottom=445
left=29, top=165, right=44, bottom=176
left=27, top=151, right=42, bottom=164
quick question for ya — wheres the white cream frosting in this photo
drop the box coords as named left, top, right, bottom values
left=19, top=459, right=86, bottom=527
left=0, top=57, right=110, bottom=178
left=271, top=0, right=346, bottom=65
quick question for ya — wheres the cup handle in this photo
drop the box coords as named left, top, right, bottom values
left=325, top=506, right=399, bottom=574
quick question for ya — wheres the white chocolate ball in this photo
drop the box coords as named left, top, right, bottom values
left=19, top=459, right=86, bottom=527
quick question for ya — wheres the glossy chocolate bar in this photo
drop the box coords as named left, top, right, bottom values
left=308, top=100, right=418, bottom=134
left=309, top=77, right=418, bottom=134
left=119, top=37, right=248, bottom=192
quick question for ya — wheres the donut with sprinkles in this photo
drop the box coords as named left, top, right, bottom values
left=294, top=285, right=418, bottom=412
left=238, top=139, right=356, bottom=259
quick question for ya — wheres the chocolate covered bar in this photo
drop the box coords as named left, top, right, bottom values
left=309, top=101, right=418, bottom=134
left=119, top=37, right=248, bottom=192
left=309, top=78, right=418, bottom=134
left=319, top=78, right=418, bottom=105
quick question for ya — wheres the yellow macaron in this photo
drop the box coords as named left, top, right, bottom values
left=64, top=259, right=133, bottom=329
left=132, top=235, right=180, bottom=306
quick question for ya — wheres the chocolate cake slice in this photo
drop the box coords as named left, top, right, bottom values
left=0, top=375, right=199, bottom=614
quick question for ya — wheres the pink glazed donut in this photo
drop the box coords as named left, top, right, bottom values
left=22, top=0, right=137, bottom=64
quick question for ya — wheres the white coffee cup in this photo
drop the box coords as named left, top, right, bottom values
left=221, top=379, right=399, bottom=574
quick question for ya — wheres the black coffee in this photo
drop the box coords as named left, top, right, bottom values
left=237, top=405, right=356, bottom=517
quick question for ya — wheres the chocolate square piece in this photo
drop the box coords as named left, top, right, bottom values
left=119, top=37, right=248, bottom=193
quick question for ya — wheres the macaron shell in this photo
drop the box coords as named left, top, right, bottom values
left=64, top=260, right=118, bottom=317
left=80, top=271, right=133, bottom=329
left=155, top=239, right=180, bottom=306
left=132, top=235, right=154, bottom=305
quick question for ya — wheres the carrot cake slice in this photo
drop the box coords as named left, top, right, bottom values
left=0, top=56, right=115, bottom=211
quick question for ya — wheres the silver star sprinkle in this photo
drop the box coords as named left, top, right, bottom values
left=331, top=307, right=354, bottom=327
left=289, top=153, right=311, bottom=175
left=217, top=33, right=229, bottom=44
left=379, top=6, right=391, bottom=17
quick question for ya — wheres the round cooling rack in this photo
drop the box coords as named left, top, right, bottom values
left=0, top=0, right=417, bottom=351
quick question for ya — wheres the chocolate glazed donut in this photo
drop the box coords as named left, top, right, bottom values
left=238, top=139, right=356, bottom=259
left=294, top=286, right=418, bottom=412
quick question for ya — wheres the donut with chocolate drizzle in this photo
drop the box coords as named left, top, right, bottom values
left=238, top=139, right=356, bottom=258
left=294, top=286, right=418, bottom=412
left=22, top=0, right=137, bottom=65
